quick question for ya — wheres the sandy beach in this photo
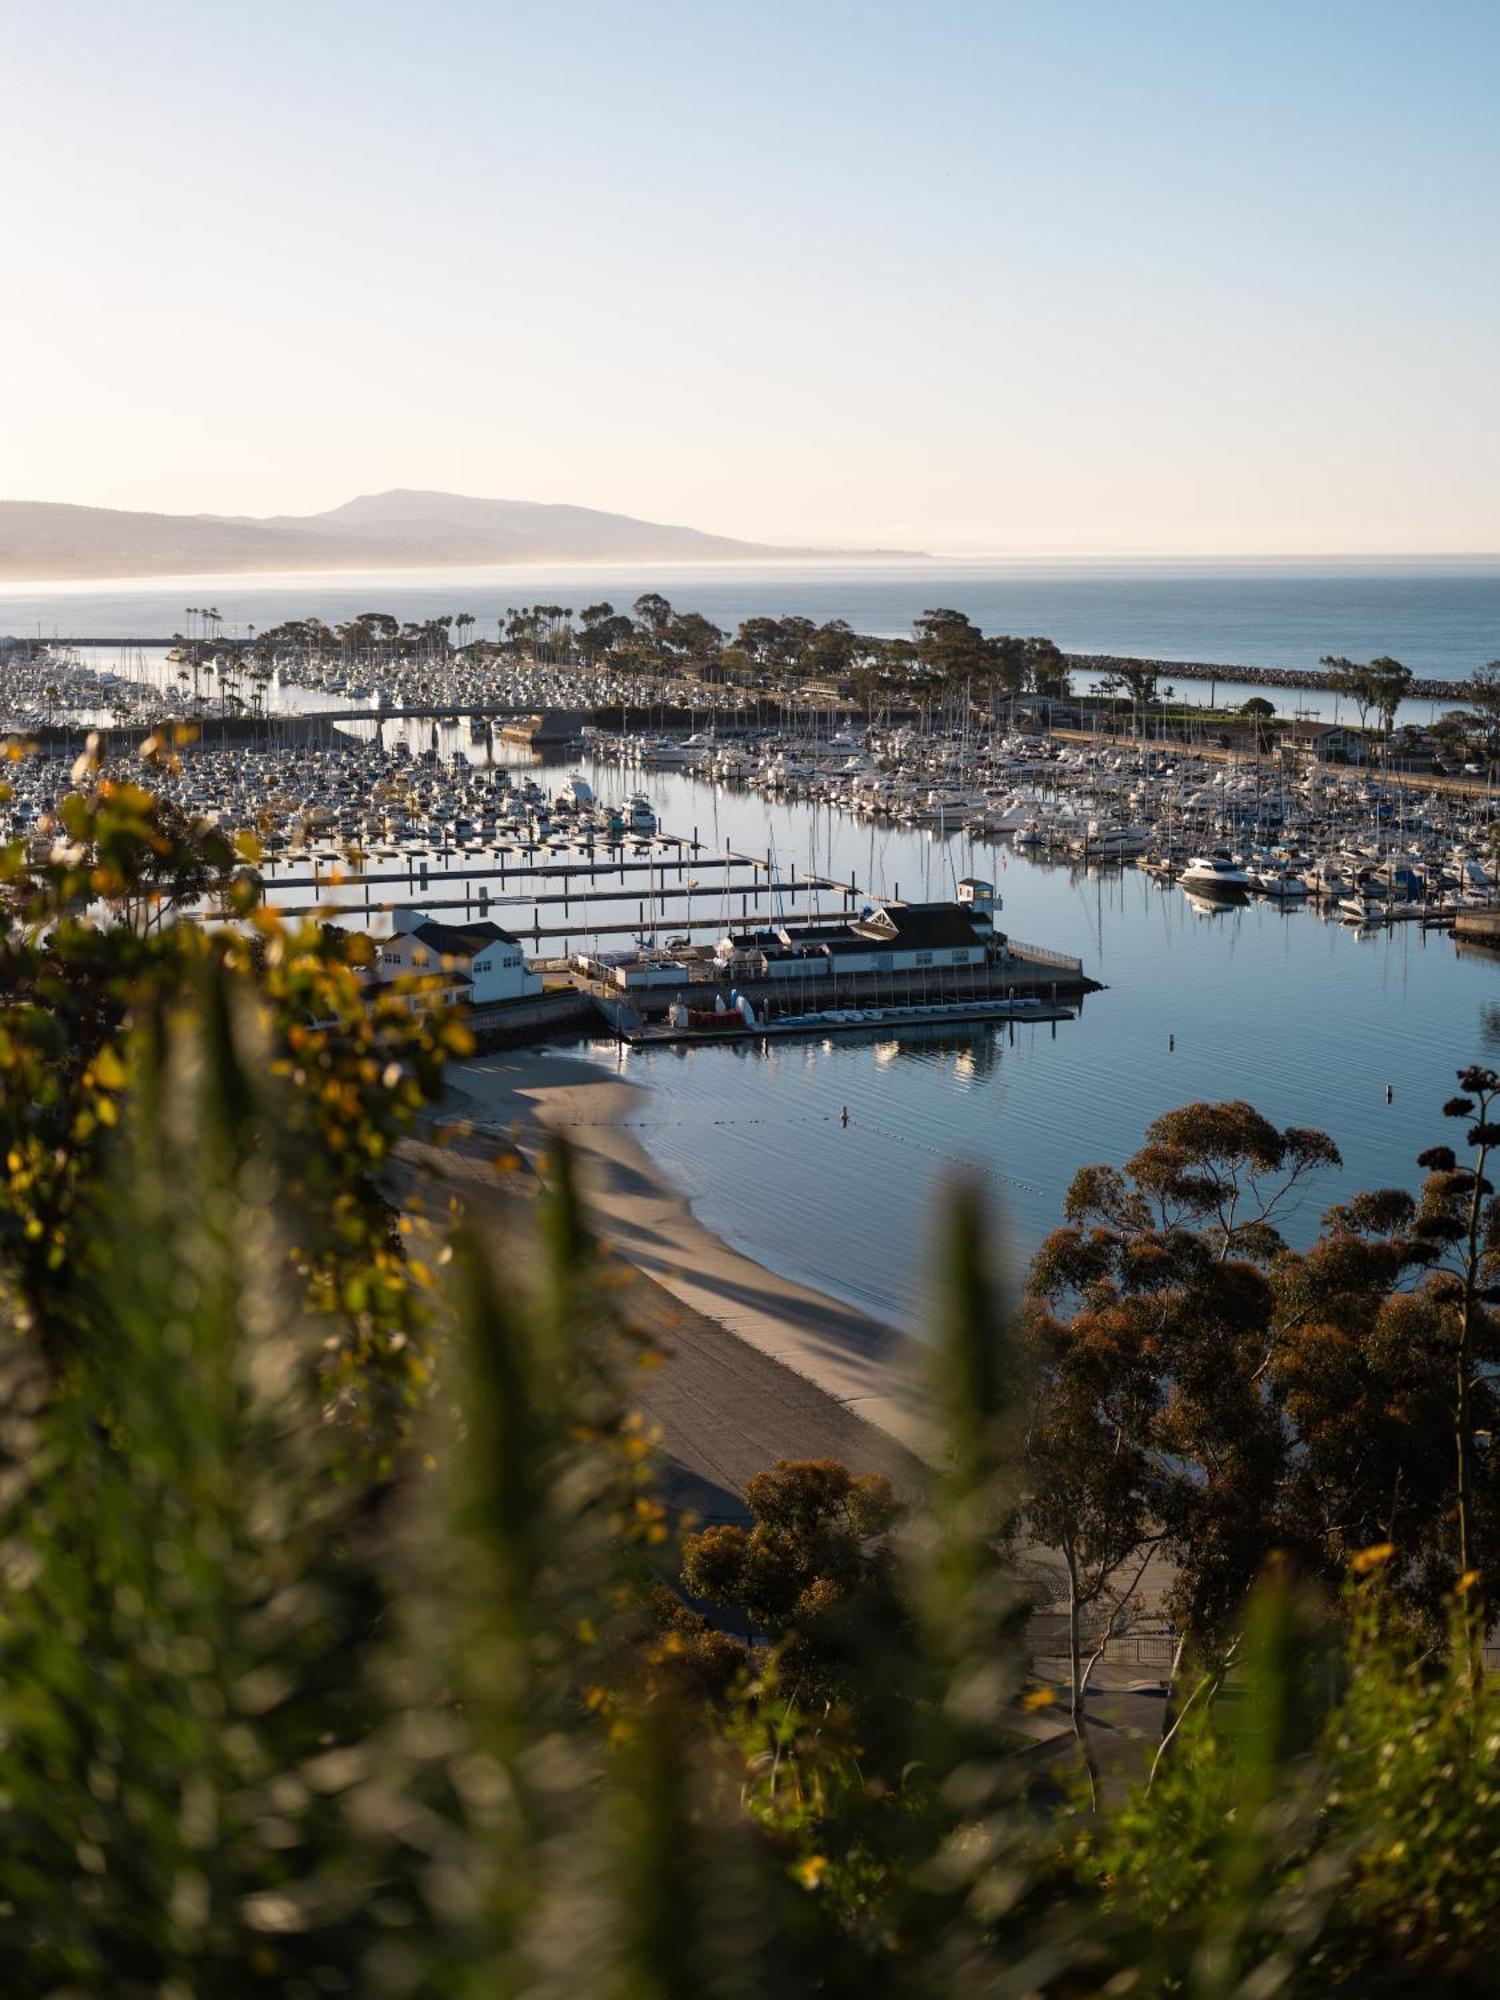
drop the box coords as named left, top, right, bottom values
left=439, top=1048, right=930, bottom=1515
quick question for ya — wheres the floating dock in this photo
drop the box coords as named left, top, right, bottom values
left=614, top=995, right=1077, bottom=1047
left=1453, top=909, right=1500, bottom=947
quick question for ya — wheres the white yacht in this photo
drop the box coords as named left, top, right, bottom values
left=1180, top=852, right=1252, bottom=893
left=1253, top=867, right=1309, bottom=900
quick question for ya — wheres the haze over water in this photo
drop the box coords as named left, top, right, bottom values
left=7, top=558, right=1500, bottom=681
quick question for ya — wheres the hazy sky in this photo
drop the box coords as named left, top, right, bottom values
left=5, top=0, right=1497, bottom=554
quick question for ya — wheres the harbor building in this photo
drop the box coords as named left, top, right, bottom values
left=715, top=881, right=1001, bottom=981
left=375, top=908, right=542, bottom=1004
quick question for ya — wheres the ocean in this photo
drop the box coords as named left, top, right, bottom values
left=4, top=556, right=1499, bottom=679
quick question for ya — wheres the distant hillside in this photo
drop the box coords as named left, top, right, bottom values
left=0, top=491, right=923, bottom=581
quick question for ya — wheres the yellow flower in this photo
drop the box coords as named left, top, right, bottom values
left=1351, top=1542, right=1396, bottom=1574
left=1022, top=1688, right=1058, bottom=1712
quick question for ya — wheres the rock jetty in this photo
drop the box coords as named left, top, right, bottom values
left=1065, top=653, right=1475, bottom=703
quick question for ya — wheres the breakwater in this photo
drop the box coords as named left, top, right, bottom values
left=1064, top=653, right=1475, bottom=703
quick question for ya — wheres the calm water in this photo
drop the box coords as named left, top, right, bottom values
left=541, top=763, right=1500, bottom=1330
left=16, top=566, right=1500, bottom=1323
left=7, top=557, right=1500, bottom=679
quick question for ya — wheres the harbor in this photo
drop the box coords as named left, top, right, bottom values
left=13, top=0, right=1500, bottom=1971
left=7, top=621, right=1500, bottom=1318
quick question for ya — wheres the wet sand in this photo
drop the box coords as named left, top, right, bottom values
left=416, top=1051, right=1164, bottom=1639
left=442, top=1048, right=930, bottom=1513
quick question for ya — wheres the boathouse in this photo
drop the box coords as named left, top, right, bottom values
left=715, top=890, right=1002, bottom=980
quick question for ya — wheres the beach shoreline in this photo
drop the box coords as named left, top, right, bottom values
left=448, top=1048, right=931, bottom=1461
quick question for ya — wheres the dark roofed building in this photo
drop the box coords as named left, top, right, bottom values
left=850, top=903, right=993, bottom=951
left=715, top=895, right=1003, bottom=979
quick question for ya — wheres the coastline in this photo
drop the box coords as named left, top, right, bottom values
left=448, top=1048, right=930, bottom=1464
left=434, top=1050, right=1120, bottom=1618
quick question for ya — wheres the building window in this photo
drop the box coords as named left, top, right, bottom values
left=915, top=951, right=933, bottom=966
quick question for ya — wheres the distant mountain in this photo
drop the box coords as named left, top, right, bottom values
left=0, top=490, right=923, bottom=581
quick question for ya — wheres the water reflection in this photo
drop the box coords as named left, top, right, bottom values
left=543, top=761, right=1500, bottom=1329
left=1181, top=889, right=1250, bottom=917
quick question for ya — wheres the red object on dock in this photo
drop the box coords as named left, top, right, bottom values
left=686, top=1005, right=745, bottom=1032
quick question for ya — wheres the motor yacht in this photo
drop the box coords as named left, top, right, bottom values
left=1180, top=852, right=1252, bottom=894
left=1253, top=868, right=1309, bottom=900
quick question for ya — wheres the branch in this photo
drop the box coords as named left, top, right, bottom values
left=1146, top=1632, right=1241, bottom=1792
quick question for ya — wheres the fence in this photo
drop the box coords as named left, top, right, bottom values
left=1028, top=1614, right=1500, bottom=1674
left=1028, top=1614, right=1176, bottom=1669
left=1003, top=938, right=1086, bottom=975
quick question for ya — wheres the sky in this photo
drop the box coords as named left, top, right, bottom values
left=3, top=0, right=1498, bottom=556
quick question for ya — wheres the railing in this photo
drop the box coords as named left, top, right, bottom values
left=1028, top=1614, right=1172, bottom=1658
left=1003, top=938, right=1085, bottom=974
left=1028, top=1614, right=1500, bottom=1674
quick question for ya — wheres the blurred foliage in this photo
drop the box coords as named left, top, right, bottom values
left=2, top=753, right=1499, bottom=1994
left=1, top=732, right=467, bottom=1455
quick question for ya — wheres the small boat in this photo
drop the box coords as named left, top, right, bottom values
left=1255, top=869, right=1309, bottom=900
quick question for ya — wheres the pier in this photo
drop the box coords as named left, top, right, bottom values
left=260, top=839, right=864, bottom=943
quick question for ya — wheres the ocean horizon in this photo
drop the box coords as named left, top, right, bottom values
left=6, top=556, right=1499, bottom=682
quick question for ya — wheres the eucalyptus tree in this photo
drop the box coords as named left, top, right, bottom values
left=663, top=609, right=724, bottom=670
left=805, top=618, right=859, bottom=679
left=913, top=607, right=990, bottom=685
left=1366, top=655, right=1413, bottom=737
left=1319, top=653, right=1378, bottom=737
left=576, top=609, right=635, bottom=667
left=1024, top=634, right=1071, bottom=698
left=1462, top=659, right=1500, bottom=763
left=1025, top=1101, right=1344, bottom=1738
left=1100, top=659, right=1160, bottom=719
left=632, top=591, right=673, bottom=636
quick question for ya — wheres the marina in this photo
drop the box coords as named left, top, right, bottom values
left=13, top=0, right=1500, bottom=1973
left=8, top=595, right=1500, bottom=1329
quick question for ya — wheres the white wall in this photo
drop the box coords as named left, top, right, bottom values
left=468, top=945, right=542, bottom=1004
left=380, top=931, right=541, bottom=1004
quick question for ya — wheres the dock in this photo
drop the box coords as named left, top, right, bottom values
left=1454, top=909, right=1500, bottom=948
left=615, top=995, right=1077, bottom=1048
left=258, top=837, right=888, bottom=946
